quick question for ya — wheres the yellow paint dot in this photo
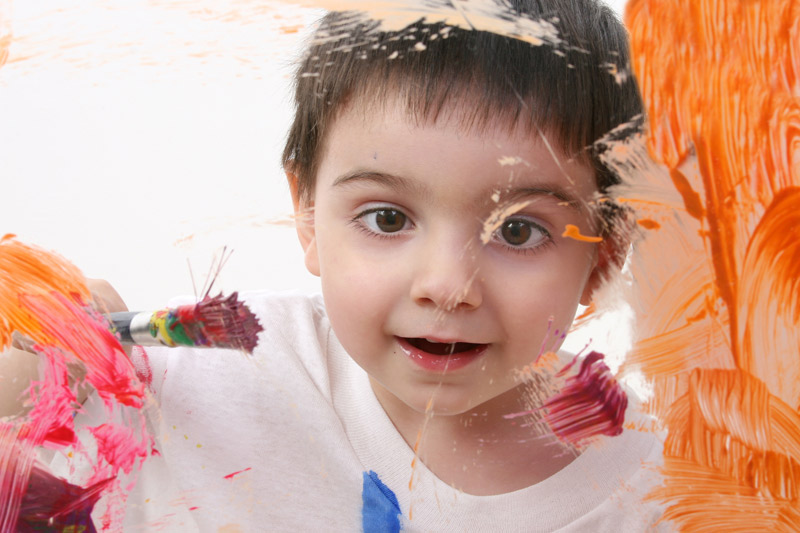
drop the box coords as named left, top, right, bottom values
left=184, top=434, right=188, bottom=440
left=196, top=444, right=203, bottom=448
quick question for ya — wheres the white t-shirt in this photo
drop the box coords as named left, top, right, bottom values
left=120, top=291, right=668, bottom=532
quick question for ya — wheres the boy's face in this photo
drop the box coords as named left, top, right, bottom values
left=290, top=98, right=604, bottom=417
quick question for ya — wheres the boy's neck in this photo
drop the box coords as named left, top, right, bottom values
left=370, top=379, right=580, bottom=496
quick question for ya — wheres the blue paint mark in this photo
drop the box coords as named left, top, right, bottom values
left=361, top=470, right=402, bottom=532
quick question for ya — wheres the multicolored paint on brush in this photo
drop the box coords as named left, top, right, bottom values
left=111, top=293, right=263, bottom=353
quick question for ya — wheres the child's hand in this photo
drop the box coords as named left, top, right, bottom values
left=0, top=279, right=129, bottom=417
left=0, top=344, right=39, bottom=417
left=86, top=278, right=129, bottom=314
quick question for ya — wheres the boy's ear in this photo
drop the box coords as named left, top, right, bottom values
left=286, top=169, right=320, bottom=277
left=579, top=228, right=628, bottom=306
left=580, top=246, right=605, bottom=307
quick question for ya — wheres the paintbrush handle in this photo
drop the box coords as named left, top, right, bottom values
left=110, top=309, right=203, bottom=349
left=109, top=311, right=155, bottom=346
left=108, top=295, right=262, bottom=354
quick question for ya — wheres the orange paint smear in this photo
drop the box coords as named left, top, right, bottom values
left=636, top=219, right=660, bottom=230
left=279, top=24, right=303, bottom=34
left=624, top=0, right=800, bottom=528
left=0, top=235, right=151, bottom=529
left=561, top=224, right=603, bottom=243
left=738, top=187, right=800, bottom=409
left=0, top=234, right=90, bottom=350
left=0, top=34, right=9, bottom=69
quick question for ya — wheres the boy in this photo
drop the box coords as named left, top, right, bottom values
left=120, top=0, right=665, bottom=530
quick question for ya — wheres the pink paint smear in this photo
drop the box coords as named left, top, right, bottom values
left=0, top=237, right=154, bottom=531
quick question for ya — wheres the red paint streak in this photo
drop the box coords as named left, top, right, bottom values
left=0, top=425, right=35, bottom=531
left=89, top=422, right=150, bottom=480
left=543, top=352, right=628, bottom=446
left=0, top=236, right=153, bottom=529
left=223, top=467, right=252, bottom=480
left=21, top=349, right=78, bottom=448
left=20, top=291, right=144, bottom=408
left=130, top=345, right=154, bottom=389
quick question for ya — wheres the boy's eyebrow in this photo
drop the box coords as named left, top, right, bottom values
left=498, top=186, right=584, bottom=211
left=332, top=170, right=586, bottom=210
left=331, top=170, right=428, bottom=195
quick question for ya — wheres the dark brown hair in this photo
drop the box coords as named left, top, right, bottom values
left=282, top=0, right=643, bottom=213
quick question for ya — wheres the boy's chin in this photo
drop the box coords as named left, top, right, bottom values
left=428, top=383, right=534, bottom=418
left=410, top=386, right=522, bottom=418
left=369, top=376, right=522, bottom=419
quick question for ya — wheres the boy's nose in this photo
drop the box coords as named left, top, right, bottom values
left=409, top=237, right=482, bottom=312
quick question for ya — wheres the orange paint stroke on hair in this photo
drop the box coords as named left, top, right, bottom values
left=560, top=224, right=603, bottom=243
left=623, top=0, right=800, bottom=528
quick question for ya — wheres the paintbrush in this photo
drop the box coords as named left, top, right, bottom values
left=109, top=292, right=263, bottom=354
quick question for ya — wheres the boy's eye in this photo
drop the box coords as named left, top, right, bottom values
left=495, top=218, right=550, bottom=249
left=362, top=208, right=409, bottom=233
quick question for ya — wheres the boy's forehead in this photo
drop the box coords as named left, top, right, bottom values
left=320, top=94, right=598, bottom=208
left=334, top=90, right=565, bottom=143
left=332, top=89, right=578, bottom=161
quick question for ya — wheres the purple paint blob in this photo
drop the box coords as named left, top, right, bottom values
left=543, top=351, right=628, bottom=445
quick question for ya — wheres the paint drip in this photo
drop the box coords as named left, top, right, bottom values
left=618, top=0, right=800, bottom=528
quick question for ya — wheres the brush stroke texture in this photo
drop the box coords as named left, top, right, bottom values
left=0, top=236, right=151, bottom=530
left=622, top=0, right=800, bottom=529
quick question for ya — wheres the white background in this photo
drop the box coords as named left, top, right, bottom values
left=1, top=0, right=629, bottom=357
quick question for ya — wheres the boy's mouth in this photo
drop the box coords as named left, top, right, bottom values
left=396, top=336, right=489, bottom=372
left=403, top=337, right=482, bottom=355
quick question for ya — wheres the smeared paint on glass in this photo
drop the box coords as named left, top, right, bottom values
left=505, top=351, right=629, bottom=447
left=7, top=0, right=796, bottom=529
left=0, top=235, right=152, bottom=530
left=362, top=470, right=402, bottom=533
left=619, top=0, right=800, bottom=528
left=543, top=352, right=628, bottom=444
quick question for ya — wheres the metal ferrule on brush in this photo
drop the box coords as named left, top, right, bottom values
left=111, top=311, right=161, bottom=346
